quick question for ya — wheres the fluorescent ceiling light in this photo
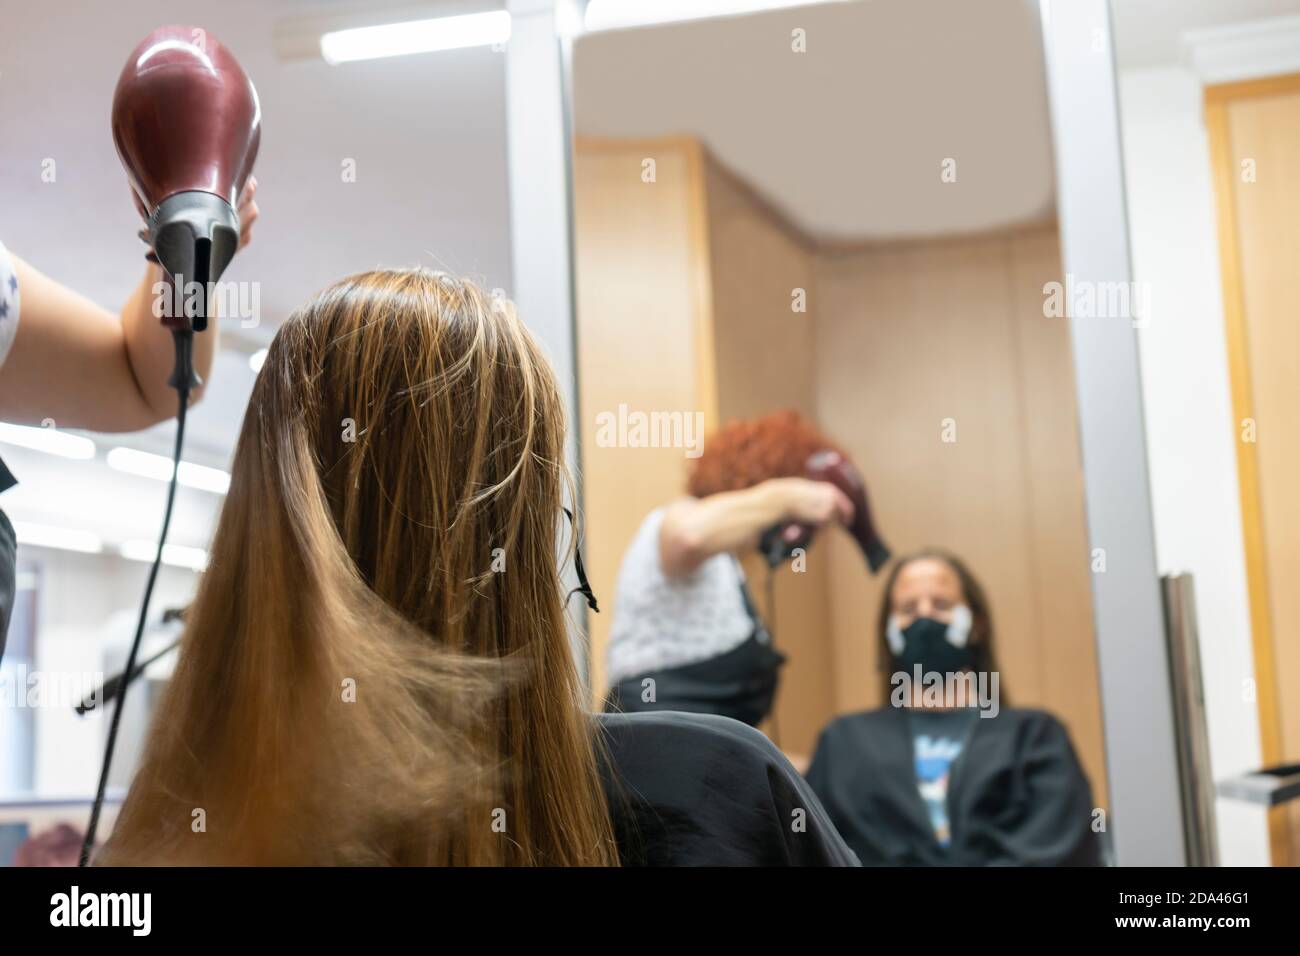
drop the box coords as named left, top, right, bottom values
left=320, top=10, right=511, bottom=64
left=13, top=521, right=103, bottom=554
left=584, top=0, right=846, bottom=31
left=106, top=447, right=231, bottom=495
left=249, top=348, right=268, bottom=373
left=0, top=422, right=96, bottom=460
left=120, top=540, right=210, bottom=572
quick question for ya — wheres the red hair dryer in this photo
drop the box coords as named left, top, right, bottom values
left=111, top=24, right=260, bottom=333
left=761, top=450, right=891, bottom=573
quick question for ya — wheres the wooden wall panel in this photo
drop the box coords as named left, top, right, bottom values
left=812, top=229, right=1107, bottom=805
left=1007, top=231, right=1108, bottom=808
left=572, top=138, right=716, bottom=705
left=703, top=156, right=833, bottom=759
left=1208, top=78, right=1300, bottom=862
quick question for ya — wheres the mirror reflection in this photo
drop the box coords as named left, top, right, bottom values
left=572, top=0, right=1108, bottom=866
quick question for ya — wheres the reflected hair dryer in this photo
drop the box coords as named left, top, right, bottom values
left=760, top=449, right=891, bottom=573
left=111, top=24, right=261, bottom=333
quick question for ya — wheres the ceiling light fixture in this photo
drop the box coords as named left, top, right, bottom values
left=106, top=447, right=231, bottom=495
left=583, top=0, right=849, bottom=32
left=0, top=422, right=96, bottom=460
left=320, top=10, right=511, bottom=64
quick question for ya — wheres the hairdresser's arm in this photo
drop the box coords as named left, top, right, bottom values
left=0, top=257, right=211, bottom=432
left=0, top=179, right=257, bottom=433
left=659, top=478, right=853, bottom=578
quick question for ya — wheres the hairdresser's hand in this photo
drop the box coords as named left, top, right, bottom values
left=235, top=176, right=259, bottom=250
left=766, top=477, right=854, bottom=536
left=659, top=478, right=852, bottom=578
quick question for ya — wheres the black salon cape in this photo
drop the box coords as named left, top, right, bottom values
left=805, top=707, right=1100, bottom=866
left=596, top=711, right=859, bottom=866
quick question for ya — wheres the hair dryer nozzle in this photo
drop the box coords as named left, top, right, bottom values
left=863, top=535, right=892, bottom=574
left=150, top=191, right=239, bottom=331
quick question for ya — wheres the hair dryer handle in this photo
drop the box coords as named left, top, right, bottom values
left=759, top=520, right=816, bottom=568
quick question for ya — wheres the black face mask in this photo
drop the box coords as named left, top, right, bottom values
left=893, top=616, right=978, bottom=675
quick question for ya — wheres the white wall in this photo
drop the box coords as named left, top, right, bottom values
left=1117, top=65, right=1269, bottom=865
left=17, top=546, right=197, bottom=799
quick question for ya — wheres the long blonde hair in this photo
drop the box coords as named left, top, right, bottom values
left=101, top=269, right=619, bottom=865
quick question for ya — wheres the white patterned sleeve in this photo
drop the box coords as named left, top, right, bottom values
left=0, top=241, right=19, bottom=370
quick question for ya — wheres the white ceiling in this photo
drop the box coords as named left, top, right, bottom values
left=571, top=0, right=1300, bottom=243
left=573, top=0, right=1059, bottom=243
left=1111, top=0, right=1300, bottom=68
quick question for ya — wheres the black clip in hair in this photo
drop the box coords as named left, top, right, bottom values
left=562, top=507, right=600, bottom=613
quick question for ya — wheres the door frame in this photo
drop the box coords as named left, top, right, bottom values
left=1203, top=71, right=1300, bottom=867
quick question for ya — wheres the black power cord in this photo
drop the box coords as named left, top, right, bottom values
left=78, top=326, right=196, bottom=867
left=763, top=563, right=782, bottom=750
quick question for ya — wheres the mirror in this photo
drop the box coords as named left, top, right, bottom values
left=569, top=0, right=1112, bottom=866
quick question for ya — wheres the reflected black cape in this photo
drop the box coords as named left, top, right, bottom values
left=596, top=711, right=859, bottom=866
left=805, top=707, right=1101, bottom=866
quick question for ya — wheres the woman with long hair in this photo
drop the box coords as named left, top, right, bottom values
left=98, top=268, right=854, bottom=866
left=805, top=549, right=1100, bottom=866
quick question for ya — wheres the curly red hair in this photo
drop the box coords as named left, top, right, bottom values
left=687, top=410, right=844, bottom=498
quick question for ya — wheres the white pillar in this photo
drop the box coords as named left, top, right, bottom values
left=504, top=0, right=591, bottom=682
left=1039, top=0, right=1186, bottom=865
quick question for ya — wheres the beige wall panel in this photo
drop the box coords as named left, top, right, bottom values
left=1223, top=89, right=1300, bottom=857
left=704, top=156, right=833, bottom=759
left=812, top=229, right=1106, bottom=804
left=573, top=140, right=713, bottom=705
left=1007, top=231, right=1107, bottom=807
